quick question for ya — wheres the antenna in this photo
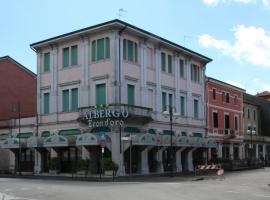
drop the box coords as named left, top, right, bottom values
left=184, top=35, right=192, bottom=47
left=118, top=8, right=127, bottom=20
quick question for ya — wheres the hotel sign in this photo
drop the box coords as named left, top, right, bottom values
left=81, top=107, right=129, bottom=128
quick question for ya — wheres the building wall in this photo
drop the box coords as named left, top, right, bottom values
left=0, top=57, right=36, bottom=121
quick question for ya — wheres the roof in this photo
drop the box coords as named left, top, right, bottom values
left=30, top=19, right=212, bottom=63
left=0, top=56, right=36, bottom=77
left=257, top=91, right=270, bottom=97
left=206, top=77, right=246, bottom=93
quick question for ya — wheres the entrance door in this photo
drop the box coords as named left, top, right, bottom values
left=20, top=149, right=34, bottom=172
left=59, top=147, right=80, bottom=173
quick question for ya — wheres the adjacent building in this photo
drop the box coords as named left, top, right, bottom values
left=206, top=77, right=245, bottom=161
left=0, top=20, right=216, bottom=175
left=0, top=56, right=36, bottom=172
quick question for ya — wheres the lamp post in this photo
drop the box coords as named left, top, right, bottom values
left=163, top=106, right=180, bottom=177
left=247, top=128, right=256, bottom=159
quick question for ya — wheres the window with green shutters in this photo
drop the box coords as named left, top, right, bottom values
left=97, top=38, right=105, bottom=60
left=63, top=47, right=70, bottom=67
left=44, top=93, right=50, bottom=114
left=92, top=40, right=96, bottom=61
left=191, top=64, right=200, bottom=83
left=96, top=83, right=106, bottom=105
left=44, top=52, right=50, bottom=72
left=127, top=84, right=135, bottom=105
left=168, top=93, right=173, bottom=107
left=194, top=99, right=199, bottom=118
left=91, top=37, right=110, bottom=62
left=71, top=88, right=78, bottom=111
left=180, top=59, right=184, bottom=78
left=71, top=45, right=78, bottom=66
left=123, top=39, right=138, bottom=64
left=180, top=96, right=185, bottom=116
left=161, top=52, right=166, bottom=72
left=62, top=90, right=70, bottom=112
left=162, top=92, right=167, bottom=111
left=168, top=55, right=172, bottom=73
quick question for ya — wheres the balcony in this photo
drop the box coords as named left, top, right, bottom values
left=78, top=104, right=153, bottom=125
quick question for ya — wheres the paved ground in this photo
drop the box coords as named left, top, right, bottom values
left=0, top=168, right=270, bottom=200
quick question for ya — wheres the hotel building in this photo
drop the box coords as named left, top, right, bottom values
left=0, top=20, right=216, bottom=175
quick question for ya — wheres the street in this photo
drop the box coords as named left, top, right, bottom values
left=0, top=168, right=270, bottom=200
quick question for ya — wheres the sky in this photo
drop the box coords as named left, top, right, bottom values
left=1, top=0, right=270, bottom=95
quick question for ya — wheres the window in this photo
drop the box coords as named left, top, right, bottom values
left=168, top=93, right=173, bottom=107
left=194, top=99, right=199, bottom=118
left=71, top=45, right=78, bottom=65
left=161, top=52, right=173, bottom=74
left=191, top=64, right=200, bottom=82
left=44, top=52, right=50, bottom=72
left=253, top=110, right=256, bottom=120
left=62, top=90, right=70, bottom=112
left=127, top=84, right=135, bottom=105
left=234, top=116, right=238, bottom=130
left=62, top=88, right=78, bottom=112
left=71, top=88, right=78, bottom=111
left=226, top=93, right=230, bottom=103
left=222, top=92, right=225, bottom=102
left=147, top=47, right=153, bottom=68
left=63, top=45, right=78, bottom=67
left=224, top=114, right=230, bottom=134
left=212, top=89, right=216, bottom=100
left=123, top=39, right=137, bottom=63
left=162, top=92, right=167, bottom=111
left=43, top=93, right=50, bottom=114
left=247, top=109, right=250, bottom=119
left=179, top=59, right=184, bottom=78
left=92, top=37, right=110, bottom=62
left=181, top=131, right=187, bottom=136
left=234, top=96, right=238, bottom=105
left=96, top=83, right=106, bottom=105
left=180, top=96, right=185, bottom=116
left=213, top=112, right=218, bottom=128
left=63, top=48, right=69, bottom=68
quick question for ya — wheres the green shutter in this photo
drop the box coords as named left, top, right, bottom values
left=134, top=43, right=138, bottom=63
left=180, top=96, right=185, bottom=116
left=44, top=93, right=50, bottom=114
left=71, top=88, right=78, bottom=111
left=194, top=99, right=198, bottom=118
left=162, top=92, right=167, bottom=111
left=168, top=93, right=173, bottom=107
left=71, top=45, right=78, bottom=65
left=92, top=40, right=96, bottom=61
left=180, top=59, right=184, bottom=77
left=161, top=52, right=166, bottom=72
left=96, top=83, right=106, bottom=105
left=127, top=84, right=135, bottom=105
left=44, top=53, right=50, bottom=72
left=63, top=47, right=69, bottom=67
left=168, top=55, right=172, bottom=73
left=97, top=38, right=105, bottom=60
left=191, top=64, right=194, bottom=81
left=123, top=39, right=127, bottom=60
left=105, top=37, right=110, bottom=59
left=127, top=40, right=134, bottom=62
left=62, top=90, right=70, bottom=112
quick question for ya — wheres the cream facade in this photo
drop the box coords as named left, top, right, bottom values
left=1, top=20, right=215, bottom=175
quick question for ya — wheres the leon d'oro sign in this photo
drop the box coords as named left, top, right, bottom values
left=82, top=107, right=129, bottom=128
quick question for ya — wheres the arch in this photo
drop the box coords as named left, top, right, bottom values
left=76, top=133, right=98, bottom=146
left=43, top=135, right=69, bottom=147
left=137, top=133, right=157, bottom=146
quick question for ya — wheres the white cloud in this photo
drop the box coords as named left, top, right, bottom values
left=199, top=25, right=270, bottom=67
left=203, top=0, right=269, bottom=7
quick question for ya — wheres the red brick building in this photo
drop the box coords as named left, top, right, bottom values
left=0, top=56, right=36, bottom=121
left=206, top=77, right=245, bottom=161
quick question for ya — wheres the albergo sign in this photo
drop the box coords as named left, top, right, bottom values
left=81, top=107, right=129, bottom=128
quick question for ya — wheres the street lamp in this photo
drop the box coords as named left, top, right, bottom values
left=163, top=106, right=180, bottom=177
left=247, top=127, right=256, bottom=159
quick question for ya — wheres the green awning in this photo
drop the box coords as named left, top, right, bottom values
left=41, top=131, right=50, bottom=138
left=124, top=127, right=140, bottom=133
left=162, top=130, right=175, bottom=136
left=148, top=129, right=156, bottom=134
left=16, top=132, right=33, bottom=138
left=91, top=127, right=111, bottom=133
left=0, top=134, right=8, bottom=140
left=58, top=129, right=81, bottom=136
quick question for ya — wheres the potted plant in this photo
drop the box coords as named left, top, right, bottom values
left=103, top=158, right=119, bottom=176
left=47, top=157, right=59, bottom=174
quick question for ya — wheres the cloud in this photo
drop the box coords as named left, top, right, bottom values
left=203, top=0, right=269, bottom=7
left=198, top=25, right=270, bottom=67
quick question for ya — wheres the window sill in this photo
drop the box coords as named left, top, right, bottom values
left=61, top=64, right=80, bottom=70
left=161, top=71, right=174, bottom=77
left=123, top=60, right=140, bottom=67
left=91, top=59, right=110, bottom=64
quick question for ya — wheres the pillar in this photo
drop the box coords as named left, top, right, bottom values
left=186, top=148, right=197, bottom=172
left=82, top=146, right=90, bottom=160
left=9, top=150, right=16, bottom=173
left=50, top=148, right=58, bottom=158
left=34, top=149, right=42, bottom=174
left=156, top=148, right=164, bottom=173
left=208, top=148, right=212, bottom=162
left=255, top=144, right=259, bottom=159
left=140, top=148, right=149, bottom=174
left=229, top=144, right=234, bottom=160
left=263, top=144, right=266, bottom=160
left=176, top=147, right=185, bottom=172
left=218, top=143, right=223, bottom=158
left=111, top=130, right=125, bottom=176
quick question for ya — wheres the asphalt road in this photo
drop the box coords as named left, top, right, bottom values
left=0, top=168, right=270, bottom=200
